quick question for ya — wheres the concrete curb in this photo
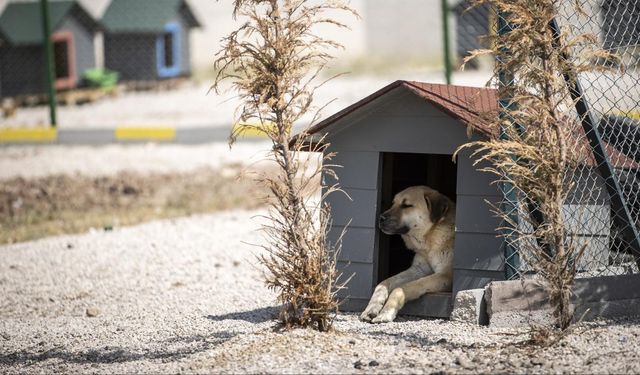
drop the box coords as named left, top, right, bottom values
left=0, top=126, right=267, bottom=145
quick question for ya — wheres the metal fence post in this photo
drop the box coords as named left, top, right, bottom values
left=496, top=11, right=520, bottom=280
left=40, top=0, right=57, bottom=127
left=441, top=0, right=452, bottom=85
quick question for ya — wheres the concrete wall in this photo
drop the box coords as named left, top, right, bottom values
left=363, top=0, right=444, bottom=64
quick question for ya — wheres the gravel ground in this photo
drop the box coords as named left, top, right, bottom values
left=0, top=141, right=272, bottom=180
left=0, top=72, right=491, bottom=129
left=2, top=210, right=640, bottom=374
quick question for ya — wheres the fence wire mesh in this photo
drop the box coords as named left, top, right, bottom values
left=500, top=0, right=640, bottom=280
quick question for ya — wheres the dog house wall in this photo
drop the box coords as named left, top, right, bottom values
left=321, top=84, right=505, bottom=317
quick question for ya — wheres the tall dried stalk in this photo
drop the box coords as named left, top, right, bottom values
left=458, top=0, right=616, bottom=330
left=212, top=0, right=357, bottom=331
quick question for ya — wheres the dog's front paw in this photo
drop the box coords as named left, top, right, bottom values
left=371, top=308, right=397, bottom=323
left=359, top=302, right=384, bottom=322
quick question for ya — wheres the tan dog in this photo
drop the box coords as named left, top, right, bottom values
left=360, top=186, right=455, bottom=323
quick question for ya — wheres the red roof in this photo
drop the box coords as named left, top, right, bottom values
left=305, top=80, right=499, bottom=138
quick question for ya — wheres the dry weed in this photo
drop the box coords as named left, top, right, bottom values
left=213, top=0, right=358, bottom=331
left=458, top=0, right=617, bottom=331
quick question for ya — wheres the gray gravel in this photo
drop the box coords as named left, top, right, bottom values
left=0, top=141, right=272, bottom=180
left=2, top=209, right=640, bottom=374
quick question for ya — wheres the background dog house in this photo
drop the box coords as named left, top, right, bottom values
left=101, top=0, right=201, bottom=82
left=303, top=80, right=621, bottom=318
left=0, top=0, right=98, bottom=97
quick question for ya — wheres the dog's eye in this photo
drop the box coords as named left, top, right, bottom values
left=401, top=203, right=413, bottom=209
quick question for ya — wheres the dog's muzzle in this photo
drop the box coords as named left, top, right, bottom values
left=378, top=214, right=409, bottom=235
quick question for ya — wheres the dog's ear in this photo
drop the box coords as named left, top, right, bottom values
left=425, top=193, right=450, bottom=223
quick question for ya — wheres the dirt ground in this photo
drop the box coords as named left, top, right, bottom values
left=0, top=166, right=268, bottom=244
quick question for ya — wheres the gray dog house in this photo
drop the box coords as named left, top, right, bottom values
left=0, top=0, right=98, bottom=97
left=302, top=81, right=503, bottom=318
left=302, top=80, right=631, bottom=318
left=102, top=0, right=200, bottom=82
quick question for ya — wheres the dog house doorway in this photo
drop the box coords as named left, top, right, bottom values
left=377, top=152, right=457, bottom=283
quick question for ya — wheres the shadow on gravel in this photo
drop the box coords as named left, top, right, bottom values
left=0, top=331, right=236, bottom=366
left=364, top=329, right=492, bottom=350
left=206, top=306, right=278, bottom=324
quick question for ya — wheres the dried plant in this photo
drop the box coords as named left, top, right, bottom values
left=457, top=0, right=617, bottom=330
left=212, top=0, right=357, bottom=331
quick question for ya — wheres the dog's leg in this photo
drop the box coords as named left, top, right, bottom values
left=371, top=272, right=452, bottom=323
left=359, top=267, right=424, bottom=322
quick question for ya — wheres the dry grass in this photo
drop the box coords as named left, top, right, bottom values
left=0, top=166, right=269, bottom=244
left=213, top=0, right=357, bottom=331
left=458, top=0, right=617, bottom=331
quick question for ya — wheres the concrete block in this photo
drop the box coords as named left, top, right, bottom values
left=451, top=288, right=488, bottom=325
left=485, top=274, right=640, bottom=327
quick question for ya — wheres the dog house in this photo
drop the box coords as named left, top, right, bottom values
left=101, top=0, right=200, bottom=82
left=0, top=0, right=99, bottom=97
left=301, top=80, right=627, bottom=318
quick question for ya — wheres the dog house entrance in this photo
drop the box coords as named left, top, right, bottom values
left=377, top=152, right=457, bottom=283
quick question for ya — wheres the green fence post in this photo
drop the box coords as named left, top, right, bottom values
left=441, top=0, right=452, bottom=85
left=497, top=11, right=520, bottom=280
left=40, top=0, right=57, bottom=127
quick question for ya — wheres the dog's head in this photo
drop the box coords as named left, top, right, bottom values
left=378, top=186, right=451, bottom=235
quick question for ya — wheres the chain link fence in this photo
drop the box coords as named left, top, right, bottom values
left=501, top=0, right=640, bottom=280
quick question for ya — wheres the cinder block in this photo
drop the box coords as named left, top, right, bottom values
left=451, top=288, right=488, bottom=325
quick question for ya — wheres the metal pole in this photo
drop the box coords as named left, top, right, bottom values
left=40, top=0, right=57, bottom=127
left=441, top=0, right=452, bottom=85
left=497, top=11, right=520, bottom=280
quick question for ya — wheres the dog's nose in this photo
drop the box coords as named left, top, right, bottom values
left=379, top=214, right=387, bottom=223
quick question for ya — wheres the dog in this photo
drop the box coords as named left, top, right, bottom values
left=360, top=186, right=455, bottom=323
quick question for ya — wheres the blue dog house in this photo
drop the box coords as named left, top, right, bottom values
left=101, top=0, right=200, bottom=81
